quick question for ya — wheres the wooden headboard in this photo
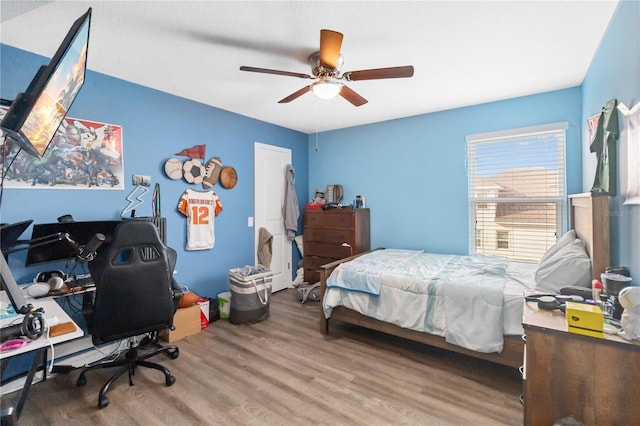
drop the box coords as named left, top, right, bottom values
left=568, top=193, right=610, bottom=279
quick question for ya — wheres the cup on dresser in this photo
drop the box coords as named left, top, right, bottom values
left=598, top=298, right=615, bottom=320
left=602, top=272, right=633, bottom=320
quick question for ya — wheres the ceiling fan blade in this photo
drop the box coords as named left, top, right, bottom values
left=319, top=29, right=343, bottom=69
left=339, top=85, right=368, bottom=107
left=278, top=86, right=311, bottom=103
left=343, top=65, right=414, bottom=81
left=240, top=66, right=312, bottom=79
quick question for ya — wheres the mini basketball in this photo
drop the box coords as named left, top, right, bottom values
left=164, top=158, right=183, bottom=180
left=183, top=158, right=206, bottom=184
left=220, top=166, right=238, bottom=189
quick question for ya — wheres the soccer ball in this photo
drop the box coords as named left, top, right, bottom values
left=164, top=158, right=183, bottom=180
left=183, top=158, right=206, bottom=184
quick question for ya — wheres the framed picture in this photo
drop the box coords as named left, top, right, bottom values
left=587, top=113, right=600, bottom=146
left=1, top=107, right=124, bottom=190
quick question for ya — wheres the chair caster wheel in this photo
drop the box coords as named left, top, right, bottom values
left=76, top=374, right=87, bottom=387
left=169, top=348, right=179, bottom=359
left=98, top=396, right=109, bottom=409
left=166, top=375, right=176, bottom=386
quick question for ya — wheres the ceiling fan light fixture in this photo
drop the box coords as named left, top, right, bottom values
left=311, top=79, right=342, bottom=100
left=240, top=30, right=413, bottom=107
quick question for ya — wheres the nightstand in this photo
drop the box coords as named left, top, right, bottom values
left=522, top=300, right=640, bottom=425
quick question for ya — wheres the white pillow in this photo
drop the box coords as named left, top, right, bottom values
left=535, top=239, right=592, bottom=293
left=539, top=229, right=577, bottom=264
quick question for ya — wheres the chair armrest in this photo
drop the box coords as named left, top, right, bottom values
left=171, top=278, right=183, bottom=310
left=81, top=291, right=95, bottom=333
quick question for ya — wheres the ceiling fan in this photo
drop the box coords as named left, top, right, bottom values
left=239, top=29, right=414, bottom=107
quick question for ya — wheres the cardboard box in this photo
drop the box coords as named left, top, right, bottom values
left=199, top=299, right=210, bottom=329
left=565, top=301, right=604, bottom=338
left=160, top=304, right=201, bottom=343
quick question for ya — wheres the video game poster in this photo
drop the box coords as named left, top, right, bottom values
left=1, top=108, right=124, bottom=190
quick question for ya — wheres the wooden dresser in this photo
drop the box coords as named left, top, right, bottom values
left=303, top=208, right=370, bottom=283
left=522, top=301, right=640, bottom=425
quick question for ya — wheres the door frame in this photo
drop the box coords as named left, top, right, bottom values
left=254, top=142, right=292, bottom=292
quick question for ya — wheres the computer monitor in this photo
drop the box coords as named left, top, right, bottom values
left=0, top=8, right=91, bottom=158
left=0, top=220, right=33, bottom=254
left=0, top=255, right=32, bottom=315
left=25, top=220, right=120, bottom=266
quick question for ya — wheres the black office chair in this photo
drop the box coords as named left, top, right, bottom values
left=76, top=221, right=182, bottom=409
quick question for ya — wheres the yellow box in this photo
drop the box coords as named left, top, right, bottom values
left=160, top=304, right=201, bottom=343
left=565, top=301, right=604, bottom=338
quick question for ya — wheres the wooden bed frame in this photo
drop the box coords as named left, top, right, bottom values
left=318, top=193, right=610, bottom=369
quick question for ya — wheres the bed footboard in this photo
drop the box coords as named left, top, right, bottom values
left=318, top=250, right=372, bottom=335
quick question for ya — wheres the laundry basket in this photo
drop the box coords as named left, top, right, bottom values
left=229, top=266, right=272, bottom=324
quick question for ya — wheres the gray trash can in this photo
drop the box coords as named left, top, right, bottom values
left=229, top=267, right=272, bottom=324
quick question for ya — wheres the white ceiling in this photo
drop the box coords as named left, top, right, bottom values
left=1, top=1, right=619, bottom=134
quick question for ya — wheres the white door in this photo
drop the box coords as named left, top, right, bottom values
left=254, top=142, right=292, bottom=293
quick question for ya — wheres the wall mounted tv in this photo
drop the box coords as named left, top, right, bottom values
left=0, top=7, right=92, bottom=158
left=1, top=255, right=32, bottom=315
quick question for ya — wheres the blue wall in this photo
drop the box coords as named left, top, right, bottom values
left=309, top=88, right=583, bottom=255
left=309, top=0, right=638, bottom=281
left=3, top=0, right=637, bottom=293
left=1, top=45, right=309, bottom=298
left=581, top=0, right=640, bottom=281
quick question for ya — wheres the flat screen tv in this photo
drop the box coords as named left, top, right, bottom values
left=1, top=255, right=32, bottom=314
left=25, top=220, right=119, bottom=266
left=0, top=7, right=92, bottom=158
left=0, top=220, right=33, bottom=254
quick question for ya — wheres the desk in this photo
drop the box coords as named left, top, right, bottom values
left=522, top=301, right=640, bottom=425
left=1, top=298, right=84, bottom=358
left=1, top=297, right=83, bottom=426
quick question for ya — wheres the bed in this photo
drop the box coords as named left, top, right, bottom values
left=319, top=193, right=610, bottom=368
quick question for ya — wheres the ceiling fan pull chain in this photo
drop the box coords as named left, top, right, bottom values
left=315, top=101, right=320, bottom=153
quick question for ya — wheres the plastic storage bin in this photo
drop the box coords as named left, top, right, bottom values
left=229, top=267, right=272, bottom=324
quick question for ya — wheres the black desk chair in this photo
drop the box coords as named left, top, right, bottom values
left=77, top=221, right=182, bottom=409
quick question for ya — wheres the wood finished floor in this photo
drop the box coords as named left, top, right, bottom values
left=14, top=289, right=523, bottom=425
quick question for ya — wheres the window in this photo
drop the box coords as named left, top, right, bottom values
left=467, top=122, right=567, bottom=262
left=496, top=231, right=510, bottom=249
left=476, top=229, right=484, bottom=249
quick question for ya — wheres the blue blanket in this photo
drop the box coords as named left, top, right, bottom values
left=324, top=250, right=510, bottom=353
left=326, top=249, right=423, bottom=295
left=439, top=254, right=508, bottom=352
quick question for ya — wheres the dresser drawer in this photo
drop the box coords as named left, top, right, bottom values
left=303, top=255, right=336, bottom=271
left=304, top=256, right=338, bottom=284
left=304, top=211, right=354, bottom=229
left=305, top=242, right=353, bottom=258
left=302, top=208, right=369, bottom=284
left=304, top=268, right=321, bottom=284
left=304, top=227, right=354, bottom=244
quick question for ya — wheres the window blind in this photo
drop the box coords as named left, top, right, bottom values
left=467, top=122, right=568, bottom=262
